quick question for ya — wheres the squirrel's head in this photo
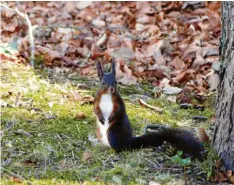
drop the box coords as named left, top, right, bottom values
left=97, top=59, right=117, bottom=94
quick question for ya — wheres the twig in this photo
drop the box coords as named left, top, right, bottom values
left=143, top=157, right=161, bottom=168
left=145, top=167, right=183, bottom=171
left=0, top=3, right=36, bottom=66
left=137, top=98, right=163, bottom=113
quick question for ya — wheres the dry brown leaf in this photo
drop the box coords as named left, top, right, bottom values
left=117, top=62, right=137, bottom=85
left=37, top=46, right=63, bottom=59
left=207, top=2, right=220, bottom=12
left=64, top=2, right=77, bottom=13
left=76, top=112, right=86, bottom=119
left=137, top=2, right=155, bottom=14
left=22, top=159, right=37, bottom=166
left=2, top=8, right=16, bottom=18
left=170, top=56, right=185, bottom=70
left=0, top=53, right=19, bottom=63
left=2, top=16, right=18, bottom=32
left=76, top=1, right=93, bottom=10
left=111, top=47, right=134, bottom=61
left=82, top=151, right=92, bottom=163
left=136, top=23, right=148, bottom=32
left=55, top=42, right=69, bottom=57
left=137, top=15, right=151, bottom=24
left=77, top=7, right=97, bottom=22
left=147, top=25, right=160, bottom=35
left=96, top=33, right=107, bottom=46
left=9, top=176, right=22, bottom=183
left=92, top=19, right=106, bottom=28
left=81, top=96, right=94, bottom=105
left=170, top=69, right=195, bottom=86
left=198, top=128, right=210, bottom=142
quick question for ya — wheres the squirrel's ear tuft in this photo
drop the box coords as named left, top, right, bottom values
left=97, top=61, right=104, bottom=80
left=111, top=59, right=116, bottom=77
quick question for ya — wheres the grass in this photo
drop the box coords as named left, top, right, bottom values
left=1, top=61, right=216, bottom=185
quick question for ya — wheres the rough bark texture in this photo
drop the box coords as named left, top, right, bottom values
left=212, top=2, right=234, bottom=171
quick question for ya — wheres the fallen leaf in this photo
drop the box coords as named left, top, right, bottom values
left=170, top=69, right=195, bottom=86
left=37, top=46, right=63, bottom=59
left=64, top=2, right=77, bottom=13
left=118, top=63, right=137, bottom=85
left=76, top=112, right=86, bottom=119
left=82, top=151, right=92, bottom=162
left=80, top=96, right=94, bottom=105
left=2, top=16, right=18, bottom=32
left=96, top=33, right=107, bottom=46
left=22, top=159, right=37, bottom=166
left=2, top=8, right=16, bottom=18
left=92, top=18, right=106, bottom=28
left=55, top=42, right=69, bottom=57
left=163, top=86, right=183, bottom=95
left=136, top=23, right=148, bottom=32
left=76, top=1, right=93, bottom=9
left=203, top=48, right=219, bottom=57
left=137, top=2, right=155, bottom=14
left=9, top=176, right=22, bottom=183
left=170, top=56, right=185, bottom=70
left=198, top=128, right=210, bottom=142
left=111, top=47, right=134, bottom=61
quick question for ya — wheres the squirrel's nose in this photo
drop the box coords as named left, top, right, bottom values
left=109, top=86, right=115, bottom=94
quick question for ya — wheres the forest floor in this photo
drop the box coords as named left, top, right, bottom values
left=1, top=60, right=221, bottom=185
left=1, top=2, right=231, bottom=184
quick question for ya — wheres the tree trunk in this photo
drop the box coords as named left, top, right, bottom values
left=212, top=2, right=234, bottom=171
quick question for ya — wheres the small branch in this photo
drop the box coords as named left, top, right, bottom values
left=143, top=157, right=161, bottom=168
left=145, top=167, right=184, bottom=171
left=1, top=3, right=35, bottom=66
left=137, top=98, right=163, bottom=113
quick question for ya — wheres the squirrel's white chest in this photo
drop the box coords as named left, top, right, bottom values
left=97, top=93, right=113, bottom=147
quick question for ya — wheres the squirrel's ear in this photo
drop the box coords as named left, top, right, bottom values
left=96, top=61, right=104, bottom=80
left=111, top=59, right=116, bottom=77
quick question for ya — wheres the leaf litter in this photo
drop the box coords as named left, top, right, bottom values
left=1, top=2, right=221, bottom=99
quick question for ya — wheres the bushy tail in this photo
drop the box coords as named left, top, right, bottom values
left=127, top=128, right=204, bottom=156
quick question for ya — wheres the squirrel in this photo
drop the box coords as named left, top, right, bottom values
left=94, top=60, right=204, bottom=156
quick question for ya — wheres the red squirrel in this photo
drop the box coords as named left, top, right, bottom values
left=94, top=60, right=204, bottom=156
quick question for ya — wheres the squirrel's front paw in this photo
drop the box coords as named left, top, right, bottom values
left=98, top=115, right=105, bottom=125
left=108, top=113, right=115, bottom=123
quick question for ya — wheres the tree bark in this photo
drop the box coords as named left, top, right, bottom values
left=212, top=2, right=234, bottom=171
